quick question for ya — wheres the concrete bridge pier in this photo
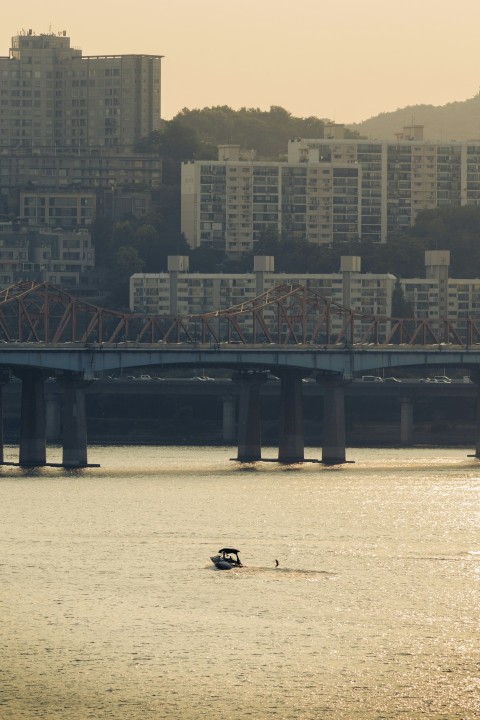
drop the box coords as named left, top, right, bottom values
left=60, top=374, right=88, bottom=468
left=17, top=369, right=48, bottom=466
left=278, top=371, right=304, bottom=463
left=400, top=396, right=414, bottom=446
left=222, top=395, right=236, bottom=443
left=470, top=371, right=480, bottom=459
left=0, top=372, right=10, bottom=463
left=235, top=371, right=266, bottom=462
left=46, top=390, right=62, bottom=442
left=320, top=375, right=350, bottom=464
left=475, top=388, right=480, bottom=460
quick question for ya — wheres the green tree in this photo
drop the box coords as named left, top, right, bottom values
left=108, top=245, right=145, bottom=309
left=90, top=216, right=113, bottom=266
left=112, top=221, right=135, bottom=252
left=391, top=279, right=414, bottom=317
left=134, top=224, right=160, bottom=268
left=171, top=105, right=335, bottom=159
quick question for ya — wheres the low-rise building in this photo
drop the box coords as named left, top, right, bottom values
left=130, top=255, right=396, bottom=340
left=0, top=221, right=95, bottom=291
left=20, top=191, right=96, bottom=228
left=0, top=149, right=161, bottom=223
left=399, top=250, right=480, bottom=335
left=130, top=251, right=480, bottom=342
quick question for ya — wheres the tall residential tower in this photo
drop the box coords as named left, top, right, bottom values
left=0, top=30, right=162, bottom=149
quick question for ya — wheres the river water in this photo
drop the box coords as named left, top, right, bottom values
left=1, top=445, right=479, bottom=719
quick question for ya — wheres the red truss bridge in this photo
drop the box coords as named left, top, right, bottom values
left=2, top=281, right=480, bottom=469
left=0, top=280, right=479, bottom=347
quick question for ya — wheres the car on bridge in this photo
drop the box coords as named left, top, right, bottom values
left=420, top=376, right=452, bottom=383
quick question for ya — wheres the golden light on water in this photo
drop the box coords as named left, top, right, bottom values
left=1, top=446, right=479, bottom=718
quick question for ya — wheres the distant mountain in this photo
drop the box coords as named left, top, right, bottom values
left=349, top=93, right=480, bottom=142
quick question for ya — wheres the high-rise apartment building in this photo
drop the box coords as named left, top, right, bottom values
left=0, top=30, right=162, bottom=149
left=181, top=148, right=361, bottom=252
left=182, top=129, right=480, bottom=253
left=288, top=127, right=477, bottom=242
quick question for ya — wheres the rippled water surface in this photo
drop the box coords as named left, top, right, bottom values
left=1, top=445, right=480, bottom=719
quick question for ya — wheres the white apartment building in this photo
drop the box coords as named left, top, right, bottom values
left=289, top=126, right=480, bottom=242
left=399, top=250, right=480, bottom=334
left=182, top=129, right=480, bottom=252
left=0, top=31, right=162, bottom=149
left=181, top=148, right=361, bottom=253
left=130, top=255, right=396, bottom=340
left=130, top=251, right=480, bottom=342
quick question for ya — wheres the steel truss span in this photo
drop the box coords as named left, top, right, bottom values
left=0, top=280, right=479, bottom=347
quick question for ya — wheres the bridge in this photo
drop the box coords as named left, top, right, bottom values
left=1, top=280, right=480, bottom=467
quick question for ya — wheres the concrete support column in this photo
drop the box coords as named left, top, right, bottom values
left=235, top=371, right=265, bottom=462
left=46, top=391, right=62, bottom=442
left=320, top=375, right=350, bottom=465
left=400, top=396, right=414, bottom=446
left=222, top=395, right=236, bottom=443
left=278, top=370, right=304, bottom=463
left=18, top=369, right=47, bottom=466
left=475, top=387, right=480, bottom=460
left=60, top=374, right=88, bottom=467
left=0, top=372, right=10, bottom=463
left=471, top=371, right=480, bottom=459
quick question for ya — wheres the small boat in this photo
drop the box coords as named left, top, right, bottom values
left=210, top=547, right=242, bottom=570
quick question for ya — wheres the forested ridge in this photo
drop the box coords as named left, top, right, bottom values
left=138, top=105, right=361, bottom=162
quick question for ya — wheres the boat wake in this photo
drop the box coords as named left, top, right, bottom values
left=207, top=564, right=336, bottom=578
left=248, top=566, right=336, bottom=577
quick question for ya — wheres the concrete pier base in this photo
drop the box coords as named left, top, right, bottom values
left=0, top=372, right=10, bottom=463
left=400, top=396, right=414, bottom=446
left=320, top=375, right=350, bottom=465
left=278, top=371, right=304, bottom=463
left=17, top=369, right=47, bottom=466
left=235, top=371, right=265, bottom=462
left=46, top=391, right=62, bottom=442
left=60, top=375, right=88, bottom=467
left=222, top=395, right=236, bottom=443
left=470, top=371, right=480, bottom=459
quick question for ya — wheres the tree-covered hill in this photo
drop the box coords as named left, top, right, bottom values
left=349, top=92, right=480, bottom=141
left=142, top=106, right=360, bottom=161
left=172, top=105, right=331, bottom=159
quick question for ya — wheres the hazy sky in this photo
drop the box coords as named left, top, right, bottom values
left=3, top=0, right=480, bottom=124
